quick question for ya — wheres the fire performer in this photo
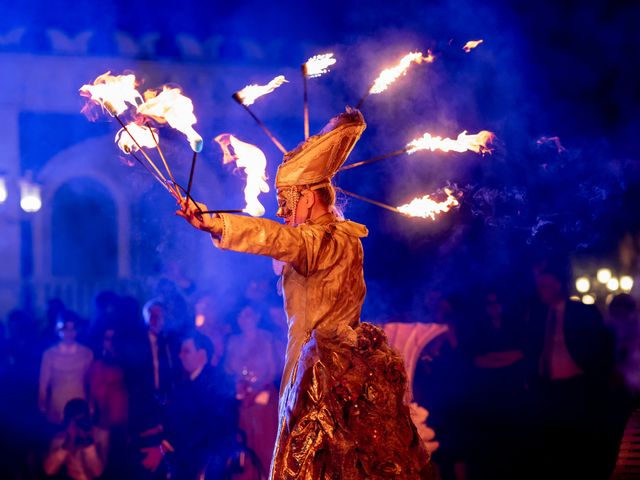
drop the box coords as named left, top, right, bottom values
left=177, top=108, right=436, bottom=479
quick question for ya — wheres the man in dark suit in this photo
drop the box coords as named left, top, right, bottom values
left=524, top=264, right=615, bottom=479
left=140, top=331, right=239, bottom=479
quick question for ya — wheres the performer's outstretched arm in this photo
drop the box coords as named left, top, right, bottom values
left=176, top=197, right=331, bottom=275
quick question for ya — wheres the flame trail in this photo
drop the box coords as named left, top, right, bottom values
left=80, top=71, right=143, bottom=116
left=234, top=75, right=288, bottom=106
left=406, top=130, right=495, bottom=154
left=303, top=53, right=336, bottom=78
left=397, top=188, right=460, bottom=220
left=463, top=40, right=484, bottom=53
left=340, top=130, right=495, bottom=172
left=215, top=134, right=270, bottom=217
left=369, top=51, right=434, bottom=95
left=115, top=123, right=159, bottom=153
left=137, top=87, right=203, bottom=152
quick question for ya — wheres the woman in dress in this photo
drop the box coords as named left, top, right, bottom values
left=178, top=108, right=435, bottom=479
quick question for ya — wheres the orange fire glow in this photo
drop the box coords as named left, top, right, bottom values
left=370, top=51, right=434, bottom=95
left=137, top=87, right=203, bottom=152
left=235, top=75, right=288, bottom=106
left=79, top=71, right=143, bottom=116
left=397, top=188, right=460, bottom=220
left=214, top=134, right=270, bottom=217
left=115, top=123, right=159, bottom=153
left=463, top=40, right=484, bottom=53
left=406, top=130, right=495, bottom=155
left=304, top=53, right=336, bottom=78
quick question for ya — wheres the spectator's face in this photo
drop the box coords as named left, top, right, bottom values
left=103, top=329, right=115, bottom=355
left=57, top=320, right=77, bottom=344
left=146, top=305, right=165, bottom=335
left=536, top=274, right=563, bottom=305
left=238, top=306, right=259, bottom=333
left=179, top=338, right=205, bottom=375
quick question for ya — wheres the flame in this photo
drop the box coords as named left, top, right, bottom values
left=406, top=130, right=495, bottom=155
left=463, top=40, right=484, bottom=53
left=137, top=87, right=203, bottom=152
left=214, top=134, right=270, bottom=217
left=234, top=75, right=288, bottom=106
left=115, top=123, right=159, bottom=153
left=397, top=188, right=460, bottom=220
left=79, top=71, right=143, bottom=116
left=369, top=51, right=434, bottom=95
left=304, top=53, right=336, bottom=78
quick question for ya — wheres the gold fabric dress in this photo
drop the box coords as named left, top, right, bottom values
left=214, top=212, right=435, bottom=479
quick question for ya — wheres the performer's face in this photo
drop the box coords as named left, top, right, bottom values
left=276, top=187, right=301, bottom=226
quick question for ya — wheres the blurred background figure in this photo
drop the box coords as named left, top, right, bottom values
left=138, top=331, right=238, bottom=479
left=43, top=398, right=109, bottom=480
left=225, top=305, right=279, bottom=479
left=412, top=291, right=470, bottom=480
left=88, top=324, right=128, bottom=479
left=524, top=261, right=615, bottom=480
left=465, top=290, right=527, bottom=480
left=39, top=311, right=94, bottom=427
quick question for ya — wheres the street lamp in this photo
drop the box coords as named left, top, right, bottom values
left=597, top=268, right=612, bottom=284
left=0, top=176, right=7, bottom=204
left=19, top=180, right=42, bottom=213
left=606, top=277, right=620, bottom=292
left=620, top=276, right=634, bottom=292
left=575, top=277, right=590, bottom=293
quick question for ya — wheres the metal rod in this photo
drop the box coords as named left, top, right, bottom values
left=128, top=150, right=174, bottom=194
left=334, top=186, right=402, bottom=214
left=200, top=209, right=245, bottom=214
left=146, top=121, right=180, bottom=198
left=302, top=64, right=309, bottom=139
left=355, top=83, right=374, bottom=110
left=186, top=151, right=197, bottom=203
left=232, top=93, right=288, bottom=154
left=339, top=148, right=408, bottom=172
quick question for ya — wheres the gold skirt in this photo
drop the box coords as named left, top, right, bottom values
left=270, top=323, right=437, bottom=479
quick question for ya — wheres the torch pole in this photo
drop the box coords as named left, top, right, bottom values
left=355, top=83, right=374, bottom=110
left=339, top=148, right=408, bottom=172
left=334, top=187, right=402, bottom=214
left=127, top=149, right=177, bottom=197
left=232, top=93, right=287, bottom=154
left=302, top=63, right=310, bottom=139
left=200, top=209, right=245, bottom=214
left=185, top=151, right=197, bottom=204
left=146, top=122, right=181, bottom=199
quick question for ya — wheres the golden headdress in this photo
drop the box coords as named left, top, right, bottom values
left=275, top=107, right=366, bottom=189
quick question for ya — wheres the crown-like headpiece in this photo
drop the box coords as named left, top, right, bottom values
left=275, top=107, right=366, bottom=189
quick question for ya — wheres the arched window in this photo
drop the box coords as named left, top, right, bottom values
left=51, top=177, right=117, bottom=278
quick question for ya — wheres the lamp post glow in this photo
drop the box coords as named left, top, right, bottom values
left=606, top=277, right=620, bottom=292
left=19, top=181, right=42, bottom=213
left=582, top=294, right=596, bottom=305
left=0, top=177, right=7, bottom=203
left=620, top=275, right=634, bottom=292
left=597, top=268, right=612, bottom=284
left=575, top=277, right=590, bottom=293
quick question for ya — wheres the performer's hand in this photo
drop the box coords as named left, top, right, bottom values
left=176, top=197, right=222, bottom=236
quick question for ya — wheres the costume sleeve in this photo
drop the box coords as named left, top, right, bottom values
left=213, top=214, right=335, bottom=276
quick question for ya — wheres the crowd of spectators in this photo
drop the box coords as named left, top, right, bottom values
left=0, top=258, right=638, bottom=479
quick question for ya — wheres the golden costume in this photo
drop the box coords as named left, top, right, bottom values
left=212, top=109, right=435, bottom=479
